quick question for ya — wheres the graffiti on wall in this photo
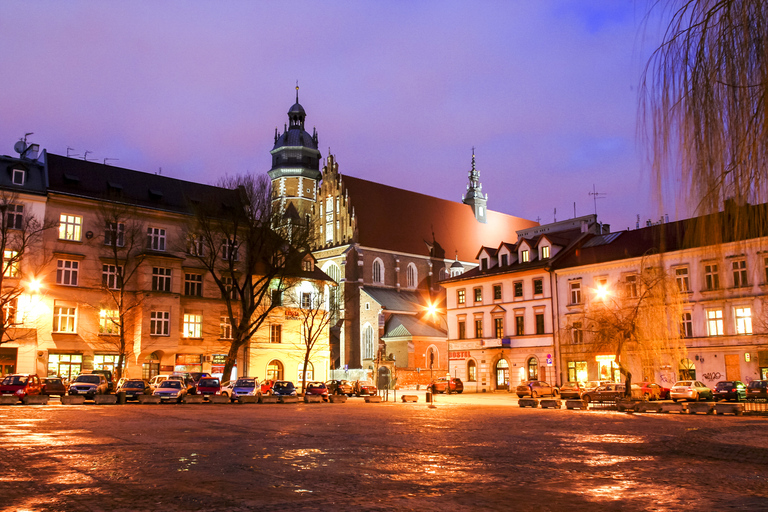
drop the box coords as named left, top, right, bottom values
left=702, top=371, right=722, bottom=381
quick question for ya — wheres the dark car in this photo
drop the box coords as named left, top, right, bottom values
left=305, top=382, right=330, bottom=401
left=196, top=377, right=221, bottom=396
left=516, top=381, right=559, bottom=398
left=354, top=380, right=377, bottom=396
left=42, top=377, right=68, bottom=397
left=747, top=380, right=768, bottom=401
left=325, top=379, right=355, bottom=396
left=582, top=383, right=642, bottom=403
left=117, top=379, right=152, bottom=401
left=271, top=380, right=297, bottom=397
left=0, top=374, right=43, bottom=401
left=430, top=377, right=463, bottom=394
left=637, top=382, right=668, bottom=401
left=713, top=380, right=747, bottom=401
left=559, top=382, right=586, bottom=399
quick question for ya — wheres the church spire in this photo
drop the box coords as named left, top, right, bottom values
left=462, top=147, right=487, bottom=223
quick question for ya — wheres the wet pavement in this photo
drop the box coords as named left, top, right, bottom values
left=1, top=395, right=768, bottom=511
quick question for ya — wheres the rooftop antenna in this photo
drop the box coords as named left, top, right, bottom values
left=589, top=184, right=606, bottom=215
left=554, top=207, right=557, bottom=222
left=104, top=158, right=118, bottom=165
left=296, top=80, right=299, bottom=103
left=82, top=150, right=95, bottom=161
left=66, top=146, right=80, bottom=158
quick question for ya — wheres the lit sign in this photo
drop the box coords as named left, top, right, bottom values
left=745, top=353, right=751, bottom=362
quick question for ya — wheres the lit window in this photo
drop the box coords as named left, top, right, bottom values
left=56, top=260, right=79, bottom=286
left=104, top=222, right=124, bottom=247
left=732, top=260, right=748, bottom=288
left=53, top=302, right=77, bottom=333
left=704, top=264, right=719, bottom=290
left=521, top=249, right=529, bottom=263
left=102, top=264, right=123, bottom=289
left=58, top=214, right=82, bottom=241
left=735, top=307, right=752, bottom=335
left=221, top=238, right=238, bottom=261
left=6, top=204, right=23, bottom=230
left=270, top=324, right=282, bottom=343
left=467, top=360, right=477, bottom=382
left=372, top=259, right=384, bottom=284
left=220, top=316, right=233, bottom=339
left=146, top=227, right=166, bottom=251
left=474, top=287, right=482, bottom=303
left=707, top=309, right=724, bottom=336
left=183, top=312, right=202, bottom=338
left=99, top=309, right=120, bottom=335
left=457, top=289, right=466, bottom=305
left=681, top=312, right=693, bottom=337
left=150, top=311, right=170, bottom=336
left=675, top=267, right=690, bottom=292
left=184, top=273, right=203, bottom=296
left=474, top=317, right=483, bottom=338
left=569, top=280, right=582, bottom=304
left=3, top=250, right=19, bottom=277
left=541, top=246, right=550, bottom=259
left=301, top=292, right=312, bottom=309
left=152, top=267, right=172, bottom=292
left=494, top=317, right=504, bottom=338
left=406, top=263, right=417, bottom=288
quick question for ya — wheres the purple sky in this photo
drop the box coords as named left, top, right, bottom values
left=0, top=1, right=674, bottom=231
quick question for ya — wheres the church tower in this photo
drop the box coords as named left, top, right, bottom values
left=462, top=149, right=487, bottom=223
left=268, top=86, right=322, bottom=222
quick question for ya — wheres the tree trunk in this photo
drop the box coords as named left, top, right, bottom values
left=221, top=341, right=241, bottom=383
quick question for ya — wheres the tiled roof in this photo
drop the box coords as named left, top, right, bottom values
left=382, top=313, right=447, bottom=339
left=340, top=175, right=537, bottom=261
left=363, top=287, right=430, bottom=313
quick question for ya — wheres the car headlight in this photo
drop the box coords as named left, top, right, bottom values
left=15, top=389, right=24, bottom=395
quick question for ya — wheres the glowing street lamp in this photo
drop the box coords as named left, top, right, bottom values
left=26, top=277, right=42, bottom=294
left=594, top=283, right=610, bottom=301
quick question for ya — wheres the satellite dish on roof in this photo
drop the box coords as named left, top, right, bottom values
left=13, top=140, right=26, bottom=155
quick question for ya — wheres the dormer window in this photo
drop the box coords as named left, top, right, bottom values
left=12, top=168, right=25, bottom=186
left=541, top=246, right=550, bottom=259
left=480, top=258, right=488, bottom=270
left=521, top=250, right=529, bottom=263
left=501, top=254, right=508, bottom=266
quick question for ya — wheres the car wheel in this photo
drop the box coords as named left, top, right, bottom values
left=582, top=394, right=591, bottom=403
left=553, top=390, right=559, bottom=397
left=531, top=391, right=538, bottom=398
left=517, top=394, right=524, bottom=399
left=692, top=392, right=699, bottom=402
left=672, top=398, right=678, bottom=403
left=457, top=390, right=463, bottom=394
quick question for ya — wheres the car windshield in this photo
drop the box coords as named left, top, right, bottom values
left=124, top=380, right=144, bottom=388
left=76, top=375, right=101, bottom=384
left=717, top=381, right=734, bottom=387
left=235, top=379, right=255, bottom=388
left=274, top=382, right=293, bottom=390
left=2, top=376, right=27, bottom=385
left=199, top=379, right=219, bottom=387
left=674, top=381, right=693, bottom=386
left=45, top=378, right=62, bottom=384
left=160, top=381, right=181, bottom=389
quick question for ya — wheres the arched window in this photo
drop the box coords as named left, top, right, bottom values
left=679, top=358, right=696, bottom=380
left=363, top=324, right=375, bottom=360
left=142, top=352, right=160, bottom=380
left=427, top=346, right=437, bottom=369
left=527, top=357, right=538, bottom=380
left=406, top=263, right=417, bottom=289
left=496, top=359, right=510, bottom=389
left=372, top=258, right=384, bottom=284
left=323, top=262, right=341, bottom=283
left=266, top=360, right=284, bottom=380
left=467, top=359, right=477, bottom=382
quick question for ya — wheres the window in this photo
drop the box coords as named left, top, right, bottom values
left=222, top=276, right=235, bottom=299
left=569, top=280, right=582, bottom=304
left=151, top=267, right=171, bottom=292
left=675, top=268, right=690, bottom=293
left=764, top=256, right=768, bottom=284
left=704, top=264, right=720, bottom=290
left=467, top=360, right=477, bottom=382
left=2, top=298, right=17, bottom=326
left=535, top=313, right=545, bottom=334
left=625, top=274, right=638, bottom=298
left=58, top=214, right=82, bottom=241
left=514, top=281, right=523, bottom=298
left=184, top=273, right=203, bottom=296
left=527, top=357, right=538, bottom=380
left=6, top=204, right=23, bottom=230
left=147, top=227, right=166, bottom=251
left=3, top=250, right=19, bottom=277
left=735, top=307, right=753, bottom=335
left=521, top=249, right=529, bottom=263
left=406, top=263, right=417, bottom=288
left=183, top=312, right=202, bottom=338
left=707, top=309, right=724, bottom=336
left=571, top=322, right=583, bottom=343
left=457, top=289, right=466, bottom=305
left=363, top=324, right=375, bottom=359
left=493, top=284, right=502, bottom=300
left=533, top=278, right=543, bottom=295
left=99, top=309, right=120, bottom=335
left=681, top=312, right=693, bottom=338
left=52, top=302, right=77, bottom=333
left=266, top=360, right=284, bottom=380
left=271, top=289, right=282, bottom=306
left=458, top=320, right=466, bottom=339
left=567, top=361, right=588, bottom=383
left=270, top=324, right=282, bottom=343
left=302, top=259, right=313, bottom=272
left=12, top=168, right=25, bottom=185
left=301, top=292, right=312, bottom=309
left=102, top=264, right=123, bottom=289
left=104, top=222, right=124, bottom=247
left=372, top=259, right=384, bottom=284
left=150, top=311, right=170, bottom=336
left=732, top=260, right=748, bottom=287
left=500, top=254, right=508, bottom=266
left=474, top=317, right=483, bottom=338
left=298, top=362, right=314, bottom=382
left=515, top=314, right=524, bottom=336
left=221, top=238, right=238, bottom=260
left=56, top=260, right=79, bottom=286
left=474, top=287, right=482, bottom=303
left=541, top=246, right=550, bottom=259
left=188, top=234, right=205, bottom=256
left=220, top=316, right=233, bottom=339
left=494, top=317, right=504, bottom=338
left=480, top=258, right=488, bottom=270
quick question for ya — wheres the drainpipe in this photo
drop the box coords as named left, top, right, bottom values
left=551, top=268, right=561, bottom=387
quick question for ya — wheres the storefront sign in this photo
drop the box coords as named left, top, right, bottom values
left=450, top=351, right=470, bottom=360
left=285, top=309, right=301, bottom=319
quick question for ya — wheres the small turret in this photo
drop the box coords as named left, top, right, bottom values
left=462, top=149, right=487, bottom=223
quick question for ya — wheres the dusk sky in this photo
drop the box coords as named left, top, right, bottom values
left=0, top=1, right=674, bottom=232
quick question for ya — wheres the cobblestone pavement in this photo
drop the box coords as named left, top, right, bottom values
left=1, top=397, right=768, bottom=511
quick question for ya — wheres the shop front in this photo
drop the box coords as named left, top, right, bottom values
left=47, top=353, right=83, bottom=380
left=175, top=353, right=203, bottom=373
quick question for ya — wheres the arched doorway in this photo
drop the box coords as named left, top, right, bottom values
left=527, top=357, right=539, bottom=381
left=142, top=352, right=160, bottom=380
left=496, top=359, right=509, bottom=390
left=679, top=358, right=696, bottom=380
left=266, top=360, right=284, bottom=381
left=467, top=359, right=477, bottom=382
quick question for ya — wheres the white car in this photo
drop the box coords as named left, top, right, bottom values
left=148, top=375, right=171, bottom=391
left=669, top=380, right=713, bottom=402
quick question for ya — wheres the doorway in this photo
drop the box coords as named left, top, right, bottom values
left=496, top=359, right=509, bottom=390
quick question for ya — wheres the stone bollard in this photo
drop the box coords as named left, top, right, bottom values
left=137, top=395, right=161, bottom=404
left=0, top=395, right=19, bottom=405
left=208, top=395, right=230, bottom=404
left=660, top=402, right=687, bottom=414
left=61, top=395, right=85, bottom=405
left=236, top=395, right=259, bottom=404
left=401, top=395, right=418, bottom=403
left=279, top=396, right=300, bottom=404
left=565, top=399, right=588, bottom=410
left=304, top=395, right=324, bottom=403
left=364, top=396, right=382, bottom=403
left=425, top=391, right=433, bottom=403
left=22, top=394, right=49, bottom=405
left=688, top=402, right=715, bottom=415
left=116, top=392, right=127, bottom=405
left=636, top=402, right=663, bottom=413
left=259, top=395, right=279, bottom=404
left=329, top=395, right=347, bottom=404
left=617, top=400, right=639, bottom=412
left=715, top=402, right=744, bottom=416
left=94, top=394, right=118, bottom=405
left=518, top=398, right=539, bottom=408
left=183, top=395, right=205, bottom=404
left=540, top=399, right=562, bottom=409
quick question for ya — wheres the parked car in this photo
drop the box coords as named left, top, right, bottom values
left=325, top=379, right=355, bottom=396
left=271, top=380, right=298, bottom=397
left=190, top=372, right=211, bottom=383
left=167, top=374, right=197, bottom=395
left=231, top=377, right=261, bottom=400
left=582, top=381, right=613, bottom=393
left=148, top=375, right=170, bottom=391
left=117, top=379, right=152, bottom=400
left=219, top=380, right=235, bottom=398
left=559, top=382, right=586, bottom=399
left=430, top=377, right=463, bottom=394
left=582, top=383, right=642, bottom=403
left=0, top=374, right=43, bottom=401
left=152, top=380, right=187, bottom=402
left=260, top=379, right=276, bottom=395
left=637, top=382, right=668, bottom=401
left=305, top=382, right=330, bottom=401
left=68, top=374, right=109, bottom=399
left=516, top=381, right=559, bottom=398
left=41, top=377, right=68, bottom=397
left=746, top=380, right=768, bottom=401
left=713, top=380, right=747, bottom=401
left=196, top=377, right=221, bottom=396
left=354, top=380, right=377, bottom=396
left=669, top=380, right=713, bottom=402
left=85, top=369, right=116, bottom=393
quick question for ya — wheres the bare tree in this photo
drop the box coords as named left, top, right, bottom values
left=568, top=255, right=688, bottom=398
left=186, top=174, right=310, bottom=382
left=642, top=1, right=768, bottom=217
left=0, top=192, right=55, bottom=345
